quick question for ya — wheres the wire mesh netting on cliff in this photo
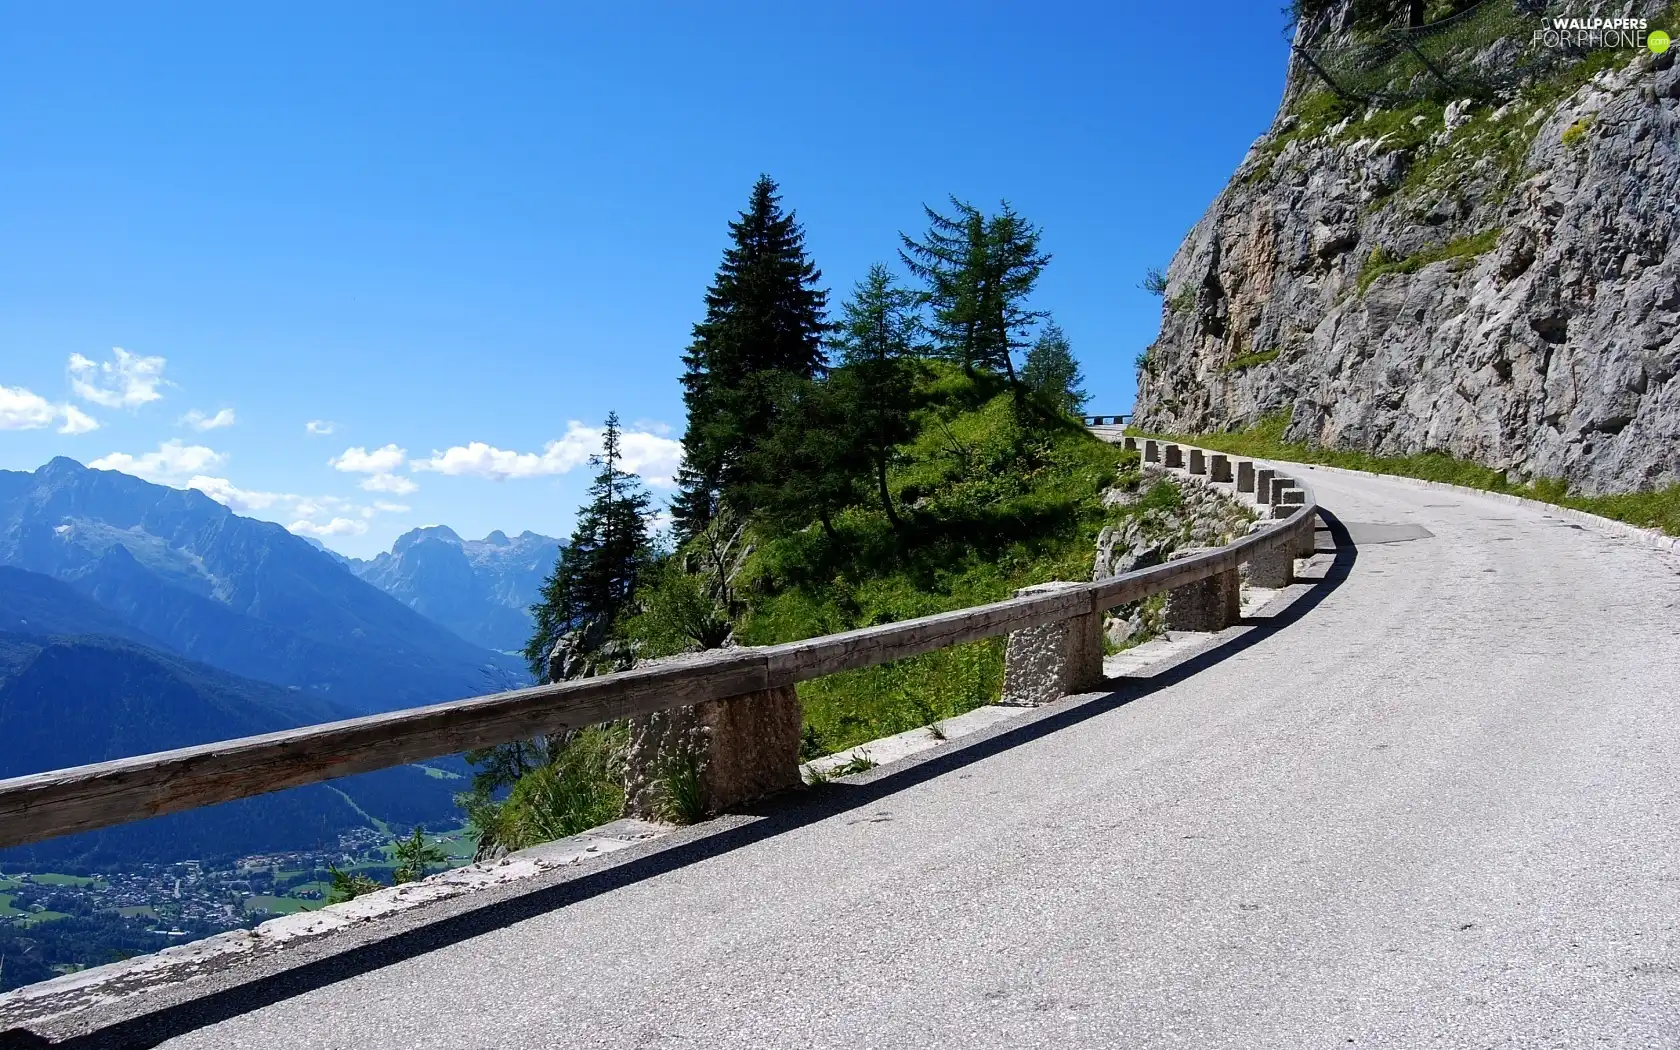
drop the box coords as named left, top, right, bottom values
left=1295, top=0, right=1583, bottom=102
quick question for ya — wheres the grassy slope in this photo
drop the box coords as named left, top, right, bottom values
left=1147, top=413, right=1680, bottom=537
left=735, top=366, right=1140, bottom=756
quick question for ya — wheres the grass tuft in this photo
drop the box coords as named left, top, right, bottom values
left=1357, top=229, right=1500, bottom=295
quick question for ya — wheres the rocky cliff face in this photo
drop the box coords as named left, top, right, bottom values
left=1136, top=6, right=1680, bottom=494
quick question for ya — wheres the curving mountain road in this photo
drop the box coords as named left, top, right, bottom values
left=137, top=467, right=1680, bottom=1047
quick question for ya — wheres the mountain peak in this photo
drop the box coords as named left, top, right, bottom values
left=38, top=457, right=88, bottom=478
left=483, top=530, right=511, bottom=546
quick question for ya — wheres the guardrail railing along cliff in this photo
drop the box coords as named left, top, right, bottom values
left=0, top=435, right=1317, bottom=850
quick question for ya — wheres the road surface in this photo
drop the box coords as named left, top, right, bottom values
left=160, top=466, right=1680, bottom=1048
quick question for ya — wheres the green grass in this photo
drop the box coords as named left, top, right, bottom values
left=0, top=893, right=20, bottom=917
left=1150, top=411, right=1680, bottom=537
left=116, top=906, right=158, bottom=919
left=1224, top=348, right=1280, bottom=372
left=735, top=365, right=1140, bottom=756
left=1560, top=115, right=1594, bottom=148
left=27, top=873, right=104, bottom=888
left=1357, top=229, right=1501, bottom=294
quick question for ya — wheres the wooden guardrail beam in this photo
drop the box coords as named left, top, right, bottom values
left=0, top=467, right=1316, bottom=850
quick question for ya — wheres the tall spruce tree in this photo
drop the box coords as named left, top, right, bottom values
left=674, top=175, right=829, bottom=538
left=1022, top=320, right=1089, bottom=416
left=830, top=264, right=922, bottom=529
left=524, top=413, right=654, bottom=680
left=900, top=199, right=1049, bottom=394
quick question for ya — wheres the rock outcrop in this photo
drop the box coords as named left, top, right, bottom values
left=1135, top=4, right=1680, bottom=495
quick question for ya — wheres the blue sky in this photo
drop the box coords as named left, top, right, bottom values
left=0, top=1, right=1293, bottom=557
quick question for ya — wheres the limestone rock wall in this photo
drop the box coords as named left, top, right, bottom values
left=1135, top=14, right=1680, bottom=495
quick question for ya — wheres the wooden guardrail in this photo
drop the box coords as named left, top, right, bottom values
left=1082, top=413, right=1131, bottom=426
left=0, top=442, right=1316, bottom=849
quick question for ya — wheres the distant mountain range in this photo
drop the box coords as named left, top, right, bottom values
left=343, top=526, right=561, bottom=653
left=0, top=458, right=555, bottom=865
left=0, top=458, right=526, bottom=713
left=0, top=568, right=463, bottom=866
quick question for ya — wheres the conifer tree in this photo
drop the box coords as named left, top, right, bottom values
left=524, top=413, right=654, bottom=680
left=674, top=175, right=830, bottom=537
left=1022, top=320, right=1089, bottom=416
left=900, top=199, right=1049, bottom=393
left=830, top=264, right=922, bottom=528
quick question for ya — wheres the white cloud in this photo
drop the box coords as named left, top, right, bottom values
left=68, top=348, right=168, bottom=409
left=0, top=386, right=58, bottom=430
left=372, top=502, right=410, bottom=514
left=181, top=408, right=236, bottom=431
left=1, top=385, right=101, bottom=434
left=59, top=404, right=100, bottom=434
left=411, top=422, right=682, bottom=487
left=331, top=444, right=406, bottom=474
left=291, top=495, right=354, bottom=519
left=359, top=472, right=418, bottom=495
left=305, top=420, right=335, bottom=436
left=288, top=517, right=369, bottom=538
left=89, top=440, right=226, bottom=482
left=185, top=476, right=292, bottom=513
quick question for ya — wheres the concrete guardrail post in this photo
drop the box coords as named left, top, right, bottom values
left=1164, top=550, right=1241, bottom=631
left=1001, top=583, right=1104, bottom=706
left=623, top=662, right=803, bottom=820
left=1210, top=454, right=1232, bottom=483
left=1123, top=436, right=1138, bottom=452
left=1144, top=439, right=1160, bottom=463
left=1189, top=449, right=1206, bottom=475
left=1254, top=468, right=1275, bottom=504
left=1297, top=513, right=1318, bottom=557
left=1245, top=532, right=1293, bottom=588
left=1164, top=444, right=1184, bottom=469
left=1278, top=488, right=1306, bottom=506
left=1237, top=460, right=1255, bottom=493
left=1270, top=477, right=1296, bottom=503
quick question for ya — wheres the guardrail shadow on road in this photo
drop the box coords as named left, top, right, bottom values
left=21, top=512, right=1359, bottom=1050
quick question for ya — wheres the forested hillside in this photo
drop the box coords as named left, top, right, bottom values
left=452, top=177, right=1158, bottom=856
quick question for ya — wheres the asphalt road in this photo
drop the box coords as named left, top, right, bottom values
left=162, top=467, right=1680, bottom=1049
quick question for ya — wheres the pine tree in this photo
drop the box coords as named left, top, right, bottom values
left=524, top=413, right=654, bottom=680
left=1022, top=320, right=1089, bottom=416
left=675, top=175, right=830, bottom=537
left=830, top=264, right=922, bottom=528
left=900, top=199, right=1049, bottom=393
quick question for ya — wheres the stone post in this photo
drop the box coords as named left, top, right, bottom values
left=1277, top=487, right=1306, bottom=506
left=1144, top=439, right=1160, bottom=463
left=1270, top=477, right=1296, bottom=503
left=1164, top=550, right=1241, bottom=631
left=623, top=658, right=803, bottom=821
left=1245, top=532, right=1293, bottom=588
left=1255, top=468, right=1275, bottom=504
left=1237, top=460, right=1255, bottom=493
left=1123, top=437, right=1138, bottom=452
left=1188, top=449, right=1206, bottom=475
left=1210, top=454, right=1232, bottom=483
left=1001, top=583, right=1104, bottom=706
left=1296, top=514, right=1318, bottom=557
left=1271, top=503, right=1296, bottom=519
left=1164, top=444, right=1184, bottom=469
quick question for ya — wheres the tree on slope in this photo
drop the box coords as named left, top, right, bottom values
left=899, top=198, right=1049, bottom=396
left=673, top=175, right=830, bottom=538
left=829, top=264, right=922, bottom=529
left=524, top=413, right=654, bottom=681
left=1022, top=320, right=1089, bottom=417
